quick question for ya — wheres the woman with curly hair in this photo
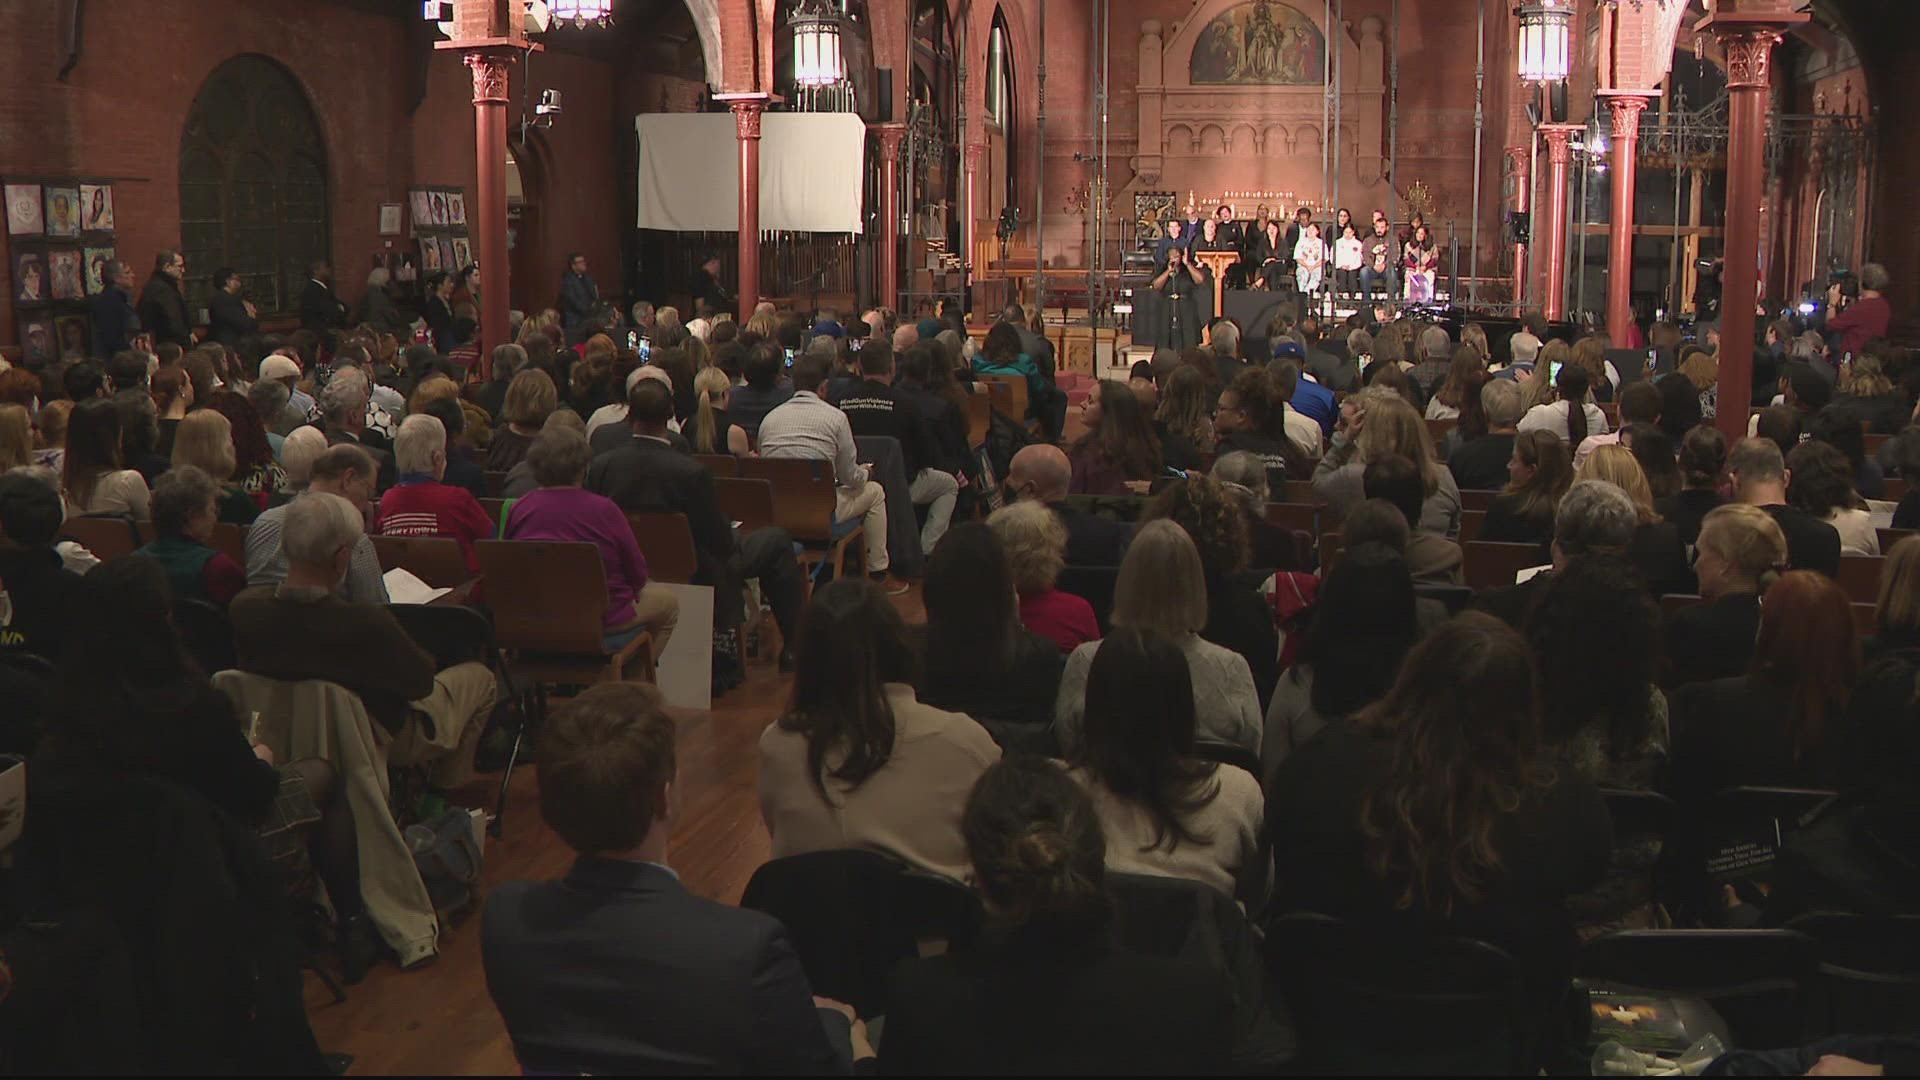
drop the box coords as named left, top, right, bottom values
left=1570, top=334, right=1617, bottom=403
left=199, top=389, right=287, bottom=510
left=1153, top=365, right=1215, bottom=473
left=1788, top=439, right=1878, bottom=555
left=568, top=333, right=620, bottom=416
left=1067, top=379, right=1162, bottom=496
left=988, top=500, right=1099, bottom=656
left=1268, top=612, right=1610, bottom=1013
left=1141, top=475, right=1279, bottom=708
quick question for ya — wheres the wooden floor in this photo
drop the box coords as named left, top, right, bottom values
left=306, top=587, right=928, bottom=1076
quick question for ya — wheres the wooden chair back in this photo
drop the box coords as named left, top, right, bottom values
left=1463, top=541, right=1547, bottom=591
left=1836, top=555, right=1885, bottom=605
left=1459, top=488, right=1500, bottom=512
left=693, top=454, right=739, bottom=477
left=475, top=540, right=611, bottom=655
left=61, top=515, right=141, bottom=562
left=978, top=374, right=1028, bottom=423
left=1886, top=478, right=1911, bottom=502
left=1852, top=602, right=1878, bottom=638
left=964, top=391, right=991, bottom=448
left=370, top=535, right=470, bottom=589
left=208, top=522, right=247, bottom=566
left=714, top=476, right=778, bottom=535
left=478, top=498, right=508, bottom=531
left=1457, top=509, right=1486, bottom=545
left=1424, top=418, right=1455, bottom=444
left=625, top=512, right=699, bottom=584
left=482, top=470, right=509, bottom=497
left=738, top=457, right=839, bottom=542
left=1881, top=529, right=1918, bottom=555
left=1265, top=502, right=1319, bottom=535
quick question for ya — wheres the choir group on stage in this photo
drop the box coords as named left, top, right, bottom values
left=1151, top=201, right=1440, bottom=311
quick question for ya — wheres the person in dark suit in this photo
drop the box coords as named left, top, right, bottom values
left=482, top=682, right=865, bottom=1074
left=689, top=252, right=733, bottom=318
left=137, top=249, right=192, bottom=348
left=1004, top=444, right=1130, bottom=567
left=298, top=261, right=347, bottom=334
left=557, top=252, right=599, bottom=341
left=587, top=378, right=805, bottom=668
left=1729, top=436, right=1842, bottom=578
left=205, top=267, right=258, bottom=349
left=422, top=271, right=458, bottom=354
left=88, top=258, right=140, bottom=359
left=879, top=756, right=1232, bottom=1075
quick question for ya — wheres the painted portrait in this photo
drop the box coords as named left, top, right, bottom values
left=43, top=186, right=80, bottom=239
left=54, top=314, right=90, bottom=359
left=79, top=183, right=114, bottom=231
left=5, top=184, right=43, bottom=236
left=47, top=249, right=84, bottom=301
left=430, top=192, right=450, bottom=226
left=438, top=237, right=457, bottom=272
left=419, top=236, right=441, bottom=271
left=84, top=246, right=116, bottom=295
left=410, top=189, right=434, bottom=230
left=14, top=252, right=46, bottom=303
left=451, top=236, right=472, bottom=270
left=447, top=192, right=467, bottom=226
left=18, top=317, right=54, bottom=366
left=1189, top=0, right=1325, bottom=86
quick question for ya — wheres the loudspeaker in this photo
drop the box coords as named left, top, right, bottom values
left=1549, top=82, right=1568, bottom=124
left=875, top=68, right=894, bottom=122
left=1505, top=211, right=1531, bottom=245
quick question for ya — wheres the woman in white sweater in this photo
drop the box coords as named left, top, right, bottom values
left=62, top=397, right=151, bottom=520
left=1517, top=362, right=1609, bottom=446
left=1055, top=520, right=1261, bottom=756
left=1064, top=625, right=1264, bottom=905
left=1787, top=440, right=1881, bottom=556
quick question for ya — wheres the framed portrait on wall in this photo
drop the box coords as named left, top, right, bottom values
left=1133, top=191, right=1176, bottom=247
left=53, top=314, right=90, bottom=359
left=451, top=236, right=472, bottom=270
left=379, top=203, right=403, bottom=236
left=78, top=183, right=114, bottom=232
left=409, top=189, right=433, bottom=230
left=43, top=186, right=80, bottom=239
left=419, top=237, right=441, bottom=272
left=447, top=192, right=467, bottom=226
left=17, top=315, right=54, bottom=366
left=5, top=184, right=43, bottom=236
left=438, top=237, right=456, bottom=271
left=14, top=252, right=47, bottom=303
left=430, top=191, right=450, bottom=226
left=47, top=248, right=84, bottom=301
left=84, top=246, right=116, bottom=295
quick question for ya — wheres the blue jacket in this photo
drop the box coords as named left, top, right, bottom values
left=89, top=285, right=139, bottom=359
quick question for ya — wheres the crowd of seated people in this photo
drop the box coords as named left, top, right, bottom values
left=12, top=279, right=1920, bottom=1075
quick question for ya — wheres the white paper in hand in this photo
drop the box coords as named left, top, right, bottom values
left=384, top=567, right=452, bottom=606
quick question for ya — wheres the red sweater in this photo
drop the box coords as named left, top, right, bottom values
left=1020, top=587, right=1101, bottom=655
left=376, top=477, right=494, bottom=573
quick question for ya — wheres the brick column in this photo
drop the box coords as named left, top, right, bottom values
left=873, top=122, right=908, bottom=313
left=1539, top=123, right=1581, bottom=322
left=1600, top=91, right=1653, bottom=345
left=1700, top=5, right=1807, bottom=446
left=465, top=49, right=518, bottom=377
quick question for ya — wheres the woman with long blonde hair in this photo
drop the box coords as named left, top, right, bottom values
left=1312, top=386, right=1461, bottom=534
left=691, top=365, right=749, bottom=456
left=1573, top=444, right=1693, bottom=595
left=1663, top=503, right=1789, bottom=688
left=0, top=404, right=33, bottom=471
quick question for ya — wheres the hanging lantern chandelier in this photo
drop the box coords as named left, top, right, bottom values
left=1515, top=0, right=1574, bottom=83
left=549, top=0, right=613, bottom=30
left=791, top=0, right=845, bottom=89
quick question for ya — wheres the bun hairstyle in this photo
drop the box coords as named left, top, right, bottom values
left=1697, top=503, right=1790, bottom=594
left=963, top=757, right=1112, bottom=943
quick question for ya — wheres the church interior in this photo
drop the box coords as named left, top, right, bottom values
left=4, top=0, right=1920, bottom=1074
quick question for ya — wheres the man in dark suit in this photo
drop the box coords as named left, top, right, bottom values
left=1728, top=436, right=1842, bottom=579
left=88, top=259, right=140, bottom=359
left=299, top=261, right=348, bottom=335
left=137, top=249, right=192, bottom=348
left=1005, top=443, right=1129, bottom=566
left=587, top=379, right=804, bottom=668
left=206, top=267, right=258, bottom=349
left=482, top=682, right=867, bottom=1073
left=557, top=252, right=599, bottom=341
left=689, top=253, right=733, bottom=319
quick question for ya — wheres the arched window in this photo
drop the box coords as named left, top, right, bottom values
left=179, top=55, right=329, bottom=318
left=986, top=15, right=1012, bottom=130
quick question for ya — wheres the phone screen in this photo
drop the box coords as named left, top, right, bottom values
left=1548, top=360, right=1563, bottom=382
left=783, top=347, right=796, bottom=368
left=627, top=330, right=639, bottom=350
left=638, top=337, right=652, bottom=362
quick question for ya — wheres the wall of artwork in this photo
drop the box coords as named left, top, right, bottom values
left=4, top=178, right=117, bottom=363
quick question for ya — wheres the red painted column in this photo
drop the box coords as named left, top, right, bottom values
left=466, top=50, right=517, bottom=378
left=1506, top=144, right=1531, bottom=312
left=1540, top=123, right=1581, bottom=323
left=873, top=122, right=907, bottom=314
left=1601, top=92, right=1652, bottom=345
left=730, top=98, right=766, bottom=317
left=1701, top=6, right=1806, bottom=447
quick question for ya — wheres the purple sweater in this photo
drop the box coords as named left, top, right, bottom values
left=503, top=486, right=649, bottom=628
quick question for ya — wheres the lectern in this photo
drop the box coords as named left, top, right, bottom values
left=1190, top=250, right=1241, bottom=318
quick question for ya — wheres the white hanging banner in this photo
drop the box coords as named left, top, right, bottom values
left=635, top=112, right=866, bottom=234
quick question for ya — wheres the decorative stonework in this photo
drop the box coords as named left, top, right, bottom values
left=466, top=53, right=513, bottom=104
left=731, top=99, right=764, bottom=140
left=1606, top=94, right=1651, bottom=140
left=1543, top=126, right=1575, bottom=166
left=1720, top=29, right=1784, bottom=89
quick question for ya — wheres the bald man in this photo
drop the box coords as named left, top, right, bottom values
left=1005, top=444, right=1129, bottom=566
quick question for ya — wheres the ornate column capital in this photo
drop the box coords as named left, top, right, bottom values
left=871, top=121, right=908, bottom=156
left=964, top=142, right=986, bottom=174
left=1504, top=144, right=1531, bottom=176
left=1716, top=28, right=1786, bottom=89
left=730, top=99, right=765, bottom=140
left=465, top=51, right=515, bottom=104
left=1540, top=123, right=1580, bottom=166
left=1600, top=92, right=1652, bottom=141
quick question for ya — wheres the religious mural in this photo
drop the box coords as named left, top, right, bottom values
left=1189, top=0, right=1326, bottom=86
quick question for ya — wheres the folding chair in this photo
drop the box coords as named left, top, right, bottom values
left=713, top=476, right=777, bottom=535
left=692, top=453, right=739, bottom=477
left=625, top=512, right=699, bottom=585
left=385, top=602, right=522, bottom=836
left=209, top=522, right=247, bottom=566
left=1458, top=509, right=1486, bottom=544
left=1836, top=556, right=1885, bottom=604
left=738, top=457, right=863, bottom=592
left=370, top=535, right=471, bottom=590
left=1459, top=488, right=1500, bottom=512
left=1463, top=541, right=1547, bottom=590
left=1576, top=929, right=1818, bottom=1050
left=482, top=470, right=508, bottom=497
left=59, top=515, right=141, bottom=562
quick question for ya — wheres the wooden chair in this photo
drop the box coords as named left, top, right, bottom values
left=714, top=476, right=778, bottom=535
left=476, top=539, right=655, bottom=697
left=1457, top=509, right=1486, bottom=545
left=60, top=515, right=142, bottom=562
left=478, top=498, right=508, bottom=531
left=625, top=512, right=699, bottom=585
left=1424, top=418, right=1455, bottom=444
left=1458, top=488, right=1500, bottom=512
left=1836, top=555, right=1885, bottom=604
left=1881, top=528, right=1918, bottom=554
left=1886, top=478, right=1911, bottom=502
left=1598, top=402, right=1620, bottom=426
left=1462, top=541, right=1547, bottom=591
left=482, top=470, right=509, bottom=498
left=964, top=391, right=991, bottom=448
left=692, top=454, right=739, bottom=477
left=208, top=523, right=247, bottom=567
left=738, top=457, right=864, bottom=589
left=1865, top=433, right=1892, bottom=457
left=370, top=535, right=471, bottom=589
left=1852, top=602, right=1879, bottom=638
left=1280, top=479, right=1317, bottom=504
left=981, top=379, right=1014, bottom=420
left=1265, top=502, right=1319, bottom=535
left=978, top=374, right=1029, bottom=424
left=1318, top=530, right=1345, bottom=576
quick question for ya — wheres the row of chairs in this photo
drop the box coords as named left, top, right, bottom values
left=60, top=515, right=247, bottom=566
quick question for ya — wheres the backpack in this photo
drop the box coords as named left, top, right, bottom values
left=406, top=808, right=484, bottom=916
left=981, top=406, right=1035, bottom=482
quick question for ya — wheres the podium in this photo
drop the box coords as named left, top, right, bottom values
left=1191, top=250, right=1241, bottom=318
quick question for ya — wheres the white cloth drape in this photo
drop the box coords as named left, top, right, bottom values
left=635, top=112, right=866, bottom=233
